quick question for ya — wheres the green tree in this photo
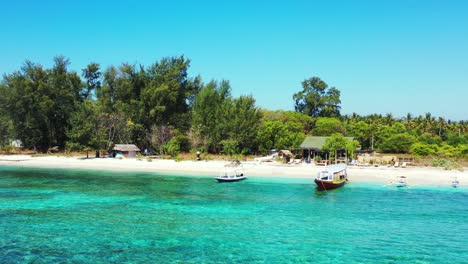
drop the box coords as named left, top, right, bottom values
left=437, top=143, right=461, bottom=158
left=312, top=117, right=346, bottom=136
left=143, top=56, right=201, bottom=129
left=191, top=80, right=231, bottom=151
left=47, top=56, right=82, bottom=149
left=191, top=80, right=261, bottom=153
left=81, top=63, right=101, bottom=100
left=418, top=132, right=442, bottom=145
left=163, top=137, right=181, bottom=157
left=322, top=133, right=360, bottom=160
left=0, top=84, right=13, bottom=146
left=224, top=95, right=262, bottom=152
left=379, top=133, right=416, bottom=153
left=409, top=142, right=438, bottom=156
left=261, top=110, right=315, bottom=134
left=345, top=120, right=372, bottom=149
left=256, top=120, right=305, bottom=153
left=445, top=131, right=468, bottom=146
left=293, top=77, right=341, bottom=117
left=2, top=58, right=82, bottom=151
left=373, top=123, right=408, bottom=150
left=66, top=100, right=98, bottom=152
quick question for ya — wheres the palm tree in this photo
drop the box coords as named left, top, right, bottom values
left=423, top=112, right=435, bottom=134
left=437, top=117, right=446, bottom=138
left=384, top=113, right=394, bottom=126
left=403, top=113, right=413, bottom=130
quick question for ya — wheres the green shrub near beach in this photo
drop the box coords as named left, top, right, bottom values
left=410, top=142, right=438, bottom=156
left=431, top=158, right=461, bottom=170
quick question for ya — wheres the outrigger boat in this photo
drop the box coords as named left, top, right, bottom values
left=215, top=168, right=246, bottom=182
left=314, top=163, right=348, bottom=190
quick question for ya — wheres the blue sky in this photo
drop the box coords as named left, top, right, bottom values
left=1, top=0, right=467, bottom=120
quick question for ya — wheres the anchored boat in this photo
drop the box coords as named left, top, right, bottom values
left=215, top=168, right=246, bottom=182
left=314, top=164, right=348, bottom=190
left=396, top=176, right=407, bottom=187
left=452, top=177, right=460, bottom=188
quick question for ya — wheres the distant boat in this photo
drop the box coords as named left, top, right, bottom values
left=452, top=177, right=460, bottom=188
left=314, top=164, right=348, bottom=190
left=396, top=176, right=407, bottom=188
left=215, top=168, right=246, bottom=182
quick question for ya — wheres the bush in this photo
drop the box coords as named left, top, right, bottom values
left=410, top=142, right=438, bottom=156
left=431, top=158, right=460, bottom=170
left=419, top=132, right=442, bottom=145
left=437, top=144, right=461, bottom=158
left=176, top=134, right=190, bottom=152
left=65, top=142, right=84, bottom=152
left=460, top=144, right=468, bottom=157
left=163, top=138, right=181, bottom=157
left=220, top=139, right=239, bottom=156
left=0, top=145, right=14, bottom=154
left=379, top=133, right=416, bottom=153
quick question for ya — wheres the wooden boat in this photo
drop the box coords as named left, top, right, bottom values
left=215, top=168, right=246, bottom=182
left=314, top=164, right=347, bottom=190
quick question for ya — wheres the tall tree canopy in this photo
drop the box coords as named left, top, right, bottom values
left=191, top=80, right=261, bottom=153
left=1, top=56, right=467, bottom=159
left=81, top=63, right=101, bottom=100
left=293, top=77, right=341, bottom=117
left=312, top=117, right=346, bottom=136
left=1, top=57, right=82, bottom=151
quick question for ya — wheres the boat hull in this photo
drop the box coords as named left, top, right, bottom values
left=215, top=176, right=246, bottom=182
left=314, top=179, right=346, bottom=190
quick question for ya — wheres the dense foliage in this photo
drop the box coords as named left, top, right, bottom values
left=0, top=56, right=467, bottom=158
left=293, top=77, right=341, bottom=117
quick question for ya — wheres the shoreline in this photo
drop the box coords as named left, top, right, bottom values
left=0, top=155, right=466, bottom=188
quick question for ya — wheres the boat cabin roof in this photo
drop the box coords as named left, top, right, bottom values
left=322, top=163, right=347, bottom=173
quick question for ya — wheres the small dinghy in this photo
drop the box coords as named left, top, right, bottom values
left=215, top=168, right=246, bottom=182
left=215, top=160, right=246, bottom=182
left=396, top=176, right=407, bottom=188
left=452, top=177, right=460, bottom=188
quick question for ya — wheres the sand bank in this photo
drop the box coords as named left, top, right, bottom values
left=0, top=155, right=466, bottom=188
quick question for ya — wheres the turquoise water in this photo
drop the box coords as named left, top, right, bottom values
left=1, top=166, right=467, bottom=263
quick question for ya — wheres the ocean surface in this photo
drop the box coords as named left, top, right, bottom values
left=1, top=166, right=467, bottom=263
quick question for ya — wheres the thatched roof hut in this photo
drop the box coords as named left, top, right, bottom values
left=300, top=136, right=354, bottom=151
left=113, top=144, right=140, bottom=158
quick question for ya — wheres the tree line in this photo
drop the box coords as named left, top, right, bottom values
left=0, top=56, right=467, bottom=158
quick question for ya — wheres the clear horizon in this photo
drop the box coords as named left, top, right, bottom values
left=1, top=0, right=467, bottom=121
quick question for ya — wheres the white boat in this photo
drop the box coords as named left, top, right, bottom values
left=314, top=163, right=348, bottom=190
left=215, top=168, right=246, bottom=182
left=452, top=177, right=460, bottom=188
left=396, top=176, right=407, bottom=187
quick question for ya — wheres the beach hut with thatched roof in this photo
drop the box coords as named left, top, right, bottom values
left=300, top=136, right=354, bottom=163
left=113, top=144, right=140, bottom=158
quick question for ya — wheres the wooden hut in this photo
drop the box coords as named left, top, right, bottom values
left=113, top=144, right=140, bottom=158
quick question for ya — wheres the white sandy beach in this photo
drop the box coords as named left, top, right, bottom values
left=0, top=155, right=466, bottom=188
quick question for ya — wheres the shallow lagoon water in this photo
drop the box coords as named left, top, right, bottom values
left=1, top=166, right=467, bottom=263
